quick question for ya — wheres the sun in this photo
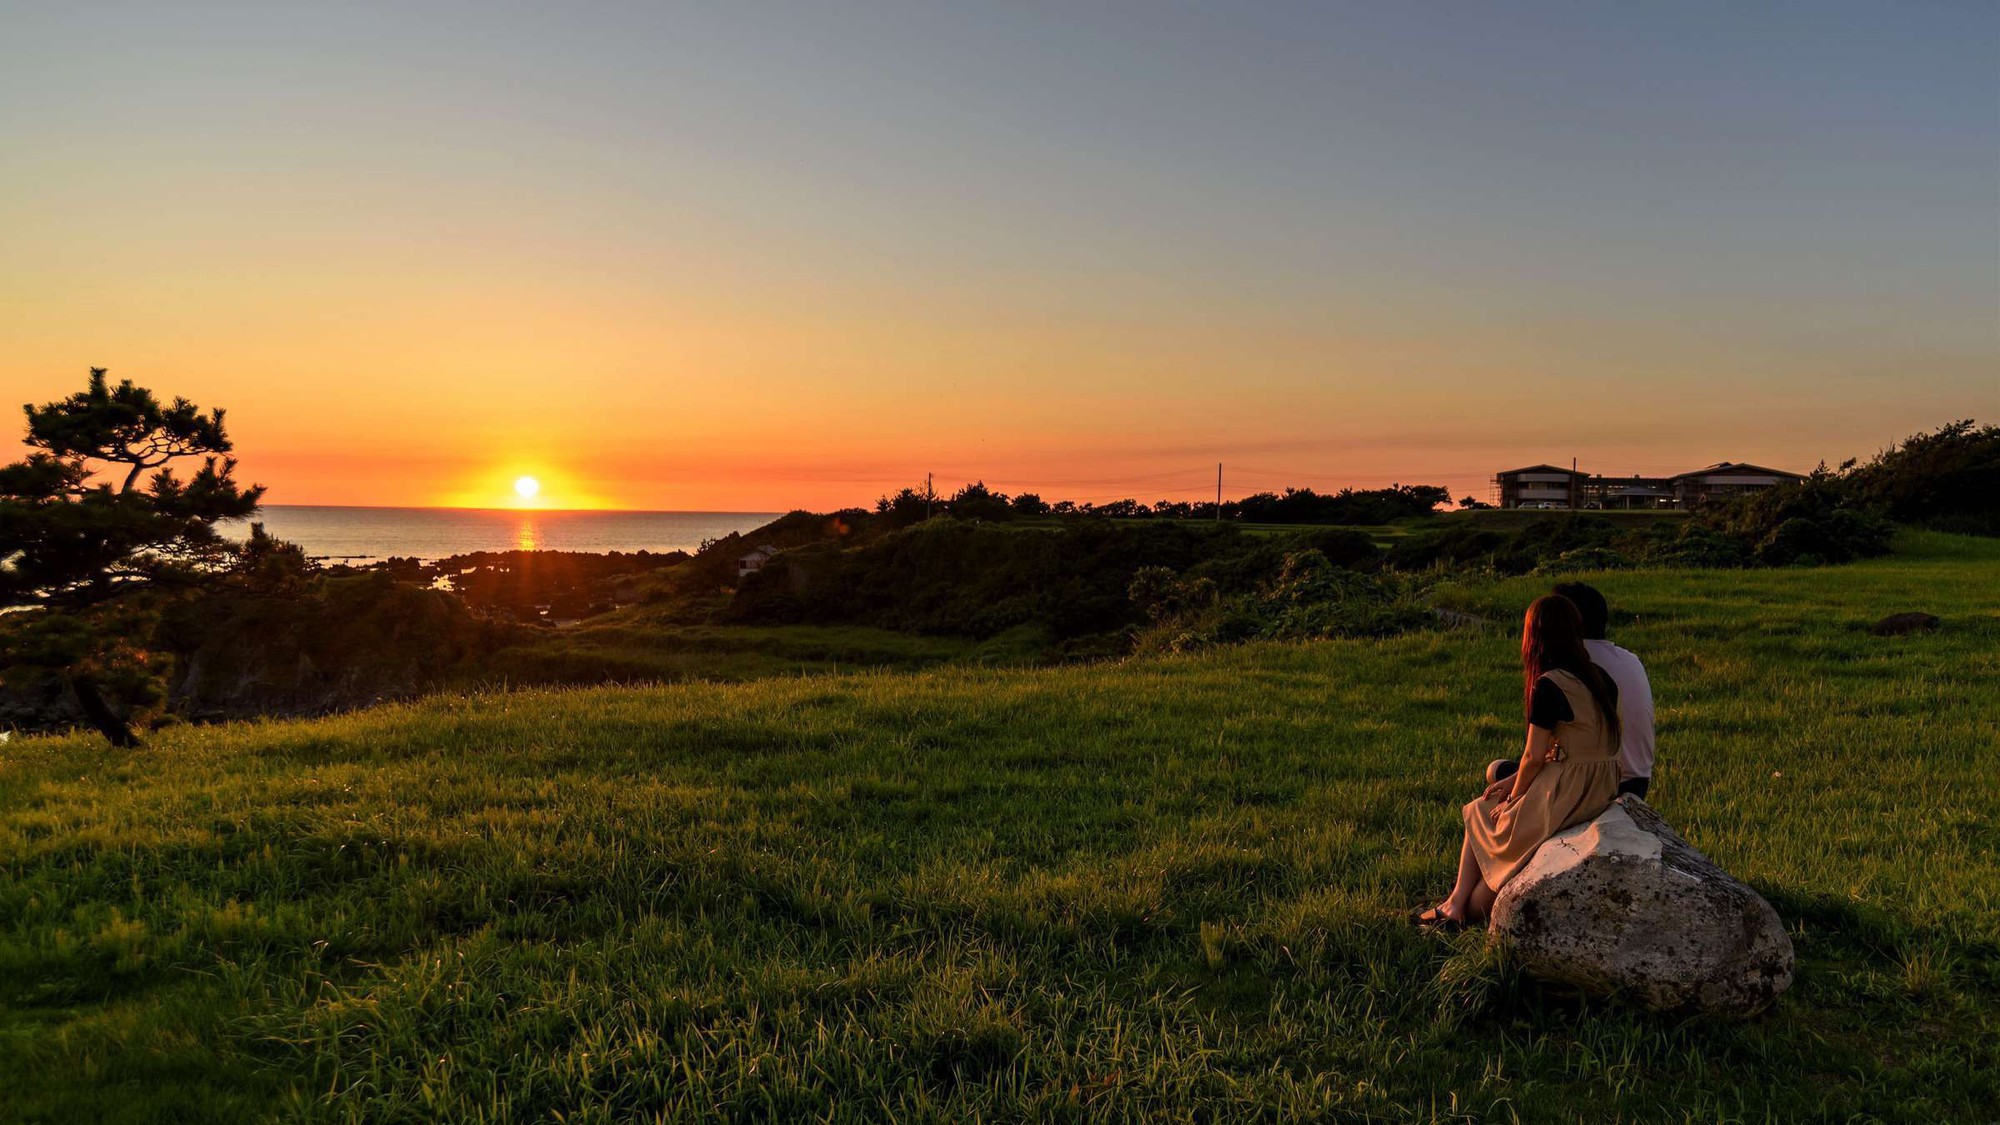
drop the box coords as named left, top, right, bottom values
left=513, top=475, right=541, bottom=502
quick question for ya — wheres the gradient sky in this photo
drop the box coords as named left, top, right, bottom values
left=4, top=2, right=1996, bottom=510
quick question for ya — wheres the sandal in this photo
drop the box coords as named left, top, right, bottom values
left=1410, top=906, right=1465, bottom=933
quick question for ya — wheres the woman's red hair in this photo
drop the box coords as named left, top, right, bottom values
left=1521, top=594, right=1620, bottom=744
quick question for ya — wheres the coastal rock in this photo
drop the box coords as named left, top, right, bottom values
left=1870, top=612, right=1940, bottom=636
left=1488, top=798, right=1793, bottom=1018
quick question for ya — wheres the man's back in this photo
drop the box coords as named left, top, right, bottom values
left=1586, top=639, right=1656, bottom=782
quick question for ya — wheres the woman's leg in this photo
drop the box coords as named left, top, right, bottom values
left=1441, top=831, right=1483, bottom=921
left=1466, top=877, right=1498, bottom=923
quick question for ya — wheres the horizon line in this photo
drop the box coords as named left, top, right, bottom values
left=243, top=503, right=791, bottom=516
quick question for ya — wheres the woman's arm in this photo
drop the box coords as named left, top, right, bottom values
left=1506, top=725, right=1558, bottom=801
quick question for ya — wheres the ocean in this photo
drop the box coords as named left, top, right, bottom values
left=230, top=506, right=782, bottom=563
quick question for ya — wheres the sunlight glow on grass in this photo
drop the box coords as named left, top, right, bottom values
left=3, top=534, right=1995, bottom=1120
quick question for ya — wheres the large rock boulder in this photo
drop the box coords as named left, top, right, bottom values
left=1489, top=797, right=1793, bottom=1018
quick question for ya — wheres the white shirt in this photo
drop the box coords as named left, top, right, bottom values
left=1586, top=639, right=1656, bottom=780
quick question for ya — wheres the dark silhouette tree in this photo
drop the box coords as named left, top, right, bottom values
left=1233, top=484, right=1451, bottom=525
left=875, top=487, right=931, bottom=528
left=1092, top=498, right=1147, bottom=518
left=0, top=368, right=263, bottom=745
left=947, top=481, right=1014, bottom=522
left=1845, top=419, right=1999, bottom=534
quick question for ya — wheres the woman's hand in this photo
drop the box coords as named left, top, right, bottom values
left=1483, top=778, right=1513, bottom=803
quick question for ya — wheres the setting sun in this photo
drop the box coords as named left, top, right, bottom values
left=3, top=3, right=1995, bottom=1115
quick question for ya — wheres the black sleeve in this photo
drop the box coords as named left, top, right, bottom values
left=1529, top=675, right=1573, bottom=731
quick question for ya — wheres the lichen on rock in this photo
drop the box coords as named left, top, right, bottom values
left=1489, top=797, right=1794, bottom=1018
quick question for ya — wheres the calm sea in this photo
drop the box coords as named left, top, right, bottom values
left=231, top=506, right=781, bottom=563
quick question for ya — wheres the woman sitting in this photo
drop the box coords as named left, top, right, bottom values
left=1420, top=595, right=1623, bottom=929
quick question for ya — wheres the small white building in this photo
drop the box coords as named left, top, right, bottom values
left=736, top=545, right=780, bottom=579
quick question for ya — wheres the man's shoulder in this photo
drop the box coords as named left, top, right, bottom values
left=1587, top=639, right=1648, bottom=672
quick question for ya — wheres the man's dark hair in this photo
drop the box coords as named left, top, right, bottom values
left=1550, top=581, right=1609, bottom=640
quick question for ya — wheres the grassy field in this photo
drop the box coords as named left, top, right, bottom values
left=474, top=623, right=991, bottom=688
left=2, top=533, right=1995, bottom=1122
left=1013, top=515, right=1418, bottom=547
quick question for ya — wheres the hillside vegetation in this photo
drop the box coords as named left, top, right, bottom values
left=2, top=533, right=1996, bottom=1122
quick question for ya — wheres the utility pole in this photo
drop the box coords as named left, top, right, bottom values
left=925, top=472, right=934, bottom=519
left=1215, top=462, right=1223, bottom=522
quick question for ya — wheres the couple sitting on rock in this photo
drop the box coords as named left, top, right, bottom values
left=1418, top=582, right=1656, bottom=931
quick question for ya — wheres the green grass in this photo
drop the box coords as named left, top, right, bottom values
left=2, top=533, right=1996, bottom=1122
left=476, top=623, right=984, bottom=687
left=1232, top=521, right=1414, bottom=548
left=1018, top=515, right=1417, bottom=547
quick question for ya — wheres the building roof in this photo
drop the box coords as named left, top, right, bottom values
left=1670, top=462, right=1805, bottom=481
left=1494, top=463, right=1584, bottom=477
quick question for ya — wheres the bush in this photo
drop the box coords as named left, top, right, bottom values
left=726, top=520, right=1273, bottom=643
left=1280, top=527, right=1384, bottom=569
left=154, top=571, right=518, bottom=721
left=1644, top=525, right=1754, bottom=569
left=1533, top=546, right=1632, bottom=575
left=1386, top=526, right=1509, bottom=571
left=1388, top=515, right=1624, bottom=575
left=1753, top=510, right=1895, bottom=566
left=1134, top=549, right=1431, bottom=654
left=1128, top=567, right=1219, bottom=622
left=1844, top=420, right=2000, bottom=535
left=1256, top=551, right=1432, bottom=639
left=1683, top=419, right=1995, bottom=559
left=1700, top=470, right=1894, bottom=567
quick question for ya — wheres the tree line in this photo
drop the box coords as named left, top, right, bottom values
left=873, top=481, right=1454, bottom=527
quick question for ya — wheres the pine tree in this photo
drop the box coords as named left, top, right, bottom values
left=0, top=368, right=263, bottom=745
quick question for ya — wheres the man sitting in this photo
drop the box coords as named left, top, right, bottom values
left=1488, top=581, right=1656, bottom=800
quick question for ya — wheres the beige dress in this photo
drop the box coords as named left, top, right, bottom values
left=1463, top=669, right=1621, bottom=892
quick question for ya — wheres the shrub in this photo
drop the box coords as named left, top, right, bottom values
left=1136, top=549, right=1431, bottom=653
left=1386, top=526, right=1509, bottom=571
left=1256, top=551, right=1432, bottom=639
left=1533, top=546, right=1632, bottom=575
left=726, top=520, right=1266, bottom=643
left=1279, top=527, right=1384, bottom=569
left=1701, top=470, right=1894, bottom=567
left=1388, top=515, right=1624, bottom=575
left=1128, top=567, right=1219, bottom=622
left=1753, top=509, right=1895, bottom=566
left=1844, top=420, right=2000, bottom=535
left=1644, top=525, right=1754, bottom=568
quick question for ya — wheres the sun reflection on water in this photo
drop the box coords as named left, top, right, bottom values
left=513, top=515, right=541, bottom=551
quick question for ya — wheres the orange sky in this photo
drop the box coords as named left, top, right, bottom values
left=6, top=327, right=1988, bottom=512
left=4, top=6, right=1995, bottom=511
